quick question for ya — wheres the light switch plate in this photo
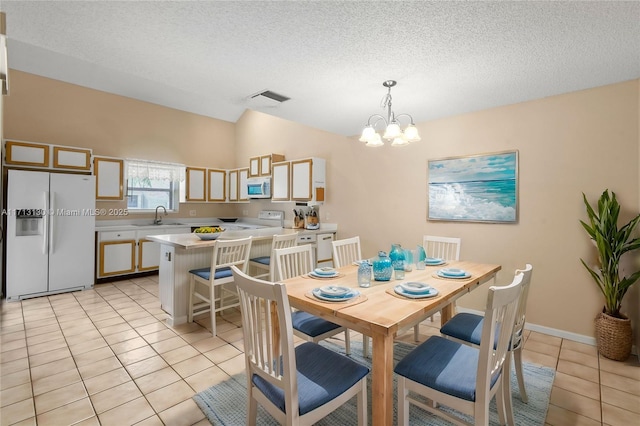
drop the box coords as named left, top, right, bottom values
left=189, top=210, right=196, bottom=217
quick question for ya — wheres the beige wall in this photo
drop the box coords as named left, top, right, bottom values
left=235, top=81, right=640, bottom=339
left=4, top=69, right=640, bottom=340
left=3, top=71, right=240, bottom=221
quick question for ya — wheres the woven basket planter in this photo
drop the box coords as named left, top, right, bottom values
left=594, top=311, right=632, bottom=361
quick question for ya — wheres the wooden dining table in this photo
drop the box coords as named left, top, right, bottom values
left=281, top=260, right=501, bottom=426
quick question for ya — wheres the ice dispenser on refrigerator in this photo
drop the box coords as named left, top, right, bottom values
left=15, top=209, right=44, bottom=236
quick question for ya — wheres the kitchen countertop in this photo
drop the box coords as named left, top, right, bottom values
left=95, top=218, right=338, bottom=234
left=146, top=226, right=284, bottom=249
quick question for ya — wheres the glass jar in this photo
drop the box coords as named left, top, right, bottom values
left=389, top=244, right=406, bottom=279
left=357, top=261, right=371, bottom=287
left=372, top=251, right=393, bottom=281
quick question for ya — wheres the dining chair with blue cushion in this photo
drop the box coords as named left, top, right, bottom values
left=249, top=232, right=298, bottom=282
left=231, top=265, right=369, bottom=426
left=187, top=236, right=253, bottom=337
left=394, top=271, right=524, bottom=426
left=274, top=244, right=351, bottom=355
left=440, top=264, right=533, bottom=404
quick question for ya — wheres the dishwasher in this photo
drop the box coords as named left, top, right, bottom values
left=296, top=232, right=335, bottom=267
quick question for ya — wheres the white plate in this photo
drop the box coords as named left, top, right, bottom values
left=394, top=285, right=439, bottom=299
left=440, top=268, right=467, bottom=276
left=398, top=282, right=432, bottom=294
left=309, top=271, right=339, bottom=279
left=314, top=267, right=337, bottom=276
left=424, top=258, right=445, bottom=266
left=312, top=288, right=360, bottom=302
left=318, top=285, right=350, bottom=297
left=437, top=269, right=471, bottom=279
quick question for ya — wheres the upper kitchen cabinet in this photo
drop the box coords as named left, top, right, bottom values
left=238, top=168, right=249, bottom=201
left=272, top=161, right=291, bottom=201
left=207, top=169, right=226, bottom=202
left=53, top=146, right=92, bottom=171
left=248, top=153, right=285, bottom=177
left=291, top=157, right=326, bottom=205
left=3, top=140, right=92, bottom=172
left=186, top=167, right=206, bottom=201
left=94, top=156, right=124, bottom=200
left=227, top=167, right=249, bottom=202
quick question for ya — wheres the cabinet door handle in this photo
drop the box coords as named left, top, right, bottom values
left=166, top=252, right=172, bottom=261
left=321, top=236, right=332, bottom=241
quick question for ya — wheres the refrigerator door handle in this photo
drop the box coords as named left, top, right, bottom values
left=49, top=191, right=55, bottom=254
left=43, top=191, right=49, bottom=255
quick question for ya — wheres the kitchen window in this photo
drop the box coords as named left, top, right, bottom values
left=125, top=160, right=185, bottom=212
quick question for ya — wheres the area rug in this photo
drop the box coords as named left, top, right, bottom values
left=193, top=339, right=555, bottom=425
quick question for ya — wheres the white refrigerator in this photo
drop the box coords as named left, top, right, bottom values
left=6, top=170, right=96, bottom=300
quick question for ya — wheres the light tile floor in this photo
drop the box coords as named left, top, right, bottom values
left=1, top=275, right=639, bottom=425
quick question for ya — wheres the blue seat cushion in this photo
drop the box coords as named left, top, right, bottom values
left=188, top=266, right=232, bottom=281
left=394, top=335, right=500, bottom=402
left=250, top=256, right=270, bottom=266
left=440, top=312, right=484, bottom=345
left=291, top=311, right=342, bottom=337
left=252, top=342, right=369, bottom=415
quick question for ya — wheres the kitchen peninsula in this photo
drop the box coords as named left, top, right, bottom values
left=147, top=223, right=337, bottom=326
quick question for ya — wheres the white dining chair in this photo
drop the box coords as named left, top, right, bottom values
left=274, top=244, right=352, bottom=355
left=394, top=271, right=524, bottom=426
left=231, top=266, right=369, bottom=426
left=331, top=236, right=362, bottom=268
left=423, top=235, right=461, bottom=262
left=441, top=264, right=534, bottom=404
left=187, top=236, right=253, bottom=337
left=249, top=232, right=298, bottom=281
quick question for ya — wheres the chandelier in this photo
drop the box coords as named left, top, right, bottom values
left=359, top=80, right=421, bottom=147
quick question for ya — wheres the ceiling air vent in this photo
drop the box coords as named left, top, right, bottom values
left=251, top=90, right=290, bottom=103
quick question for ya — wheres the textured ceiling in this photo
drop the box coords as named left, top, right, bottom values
left=2, top=1, right=639, bottom=137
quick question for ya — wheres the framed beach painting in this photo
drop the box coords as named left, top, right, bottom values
left=428, top=150, right=518, bottom=223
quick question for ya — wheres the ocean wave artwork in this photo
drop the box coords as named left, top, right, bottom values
left=428, top=151, right=518, bottom=223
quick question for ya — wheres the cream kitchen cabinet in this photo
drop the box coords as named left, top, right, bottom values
left=94, top=156, right=124, bottom=200
left=291, top=157, right=326, bottom=204
left=186, top=167, right=206, bottom=201
left=228, top=169, right=239, bottom=201
left=97, top=227, right=190, bottom=279
left=249, top=153, right=285, bottom=177
left=271, top=161, right=291, bottom=201
left=207, top=169, right=226, bottom=202
left=4, top=140, right=93, bottom=172
left=316, top=232, right=335, bottom=265
left=97, top=230, right=137, bottom=278
left=238, top=168, right=249, bottom=201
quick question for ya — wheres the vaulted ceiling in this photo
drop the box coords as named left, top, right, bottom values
left=3, top=1, right=639, bottom=137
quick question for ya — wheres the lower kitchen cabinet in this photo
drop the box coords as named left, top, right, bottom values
left=98, top=231, right=136, bottom=277
left=317, top=233, right=335, bottom=265
left=97, top=227, right=190, bottom=279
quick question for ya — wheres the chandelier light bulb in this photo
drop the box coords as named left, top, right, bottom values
left=391, top=136, right=409, bottom=147
left=359, top=125, right=376, bottom=142
left=383, top=122, right=401, bottom=140
left=404, top=124, right=421, bottom=142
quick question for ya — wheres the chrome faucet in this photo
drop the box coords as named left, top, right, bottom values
left=154, top=206, right=167, bottom=225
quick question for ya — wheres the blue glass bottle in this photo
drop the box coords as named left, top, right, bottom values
left=372, top=251, right=393, bottom=281
left=389, top=244, right=406, bottom=279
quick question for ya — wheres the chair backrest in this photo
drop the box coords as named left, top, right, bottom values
left=273, top=244, right=315, bottom=281
left=268, top=233, right=299, bottom=281
left=422, top=235, right=461, bottom=260
left=211, top=236, right=253, bottom=278
left=476, top=271, right=524, bottom=402
left=230, top=266, right=300, bottom=417
left=511, top=264, right=533, bottom=350
left=331, top=236, right=362, bottom=268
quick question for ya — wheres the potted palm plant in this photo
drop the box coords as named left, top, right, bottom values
left=580, top=190, right=640, bottom=361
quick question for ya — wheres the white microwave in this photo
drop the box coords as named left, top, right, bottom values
left=247, top=176, right=272, bottom=199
